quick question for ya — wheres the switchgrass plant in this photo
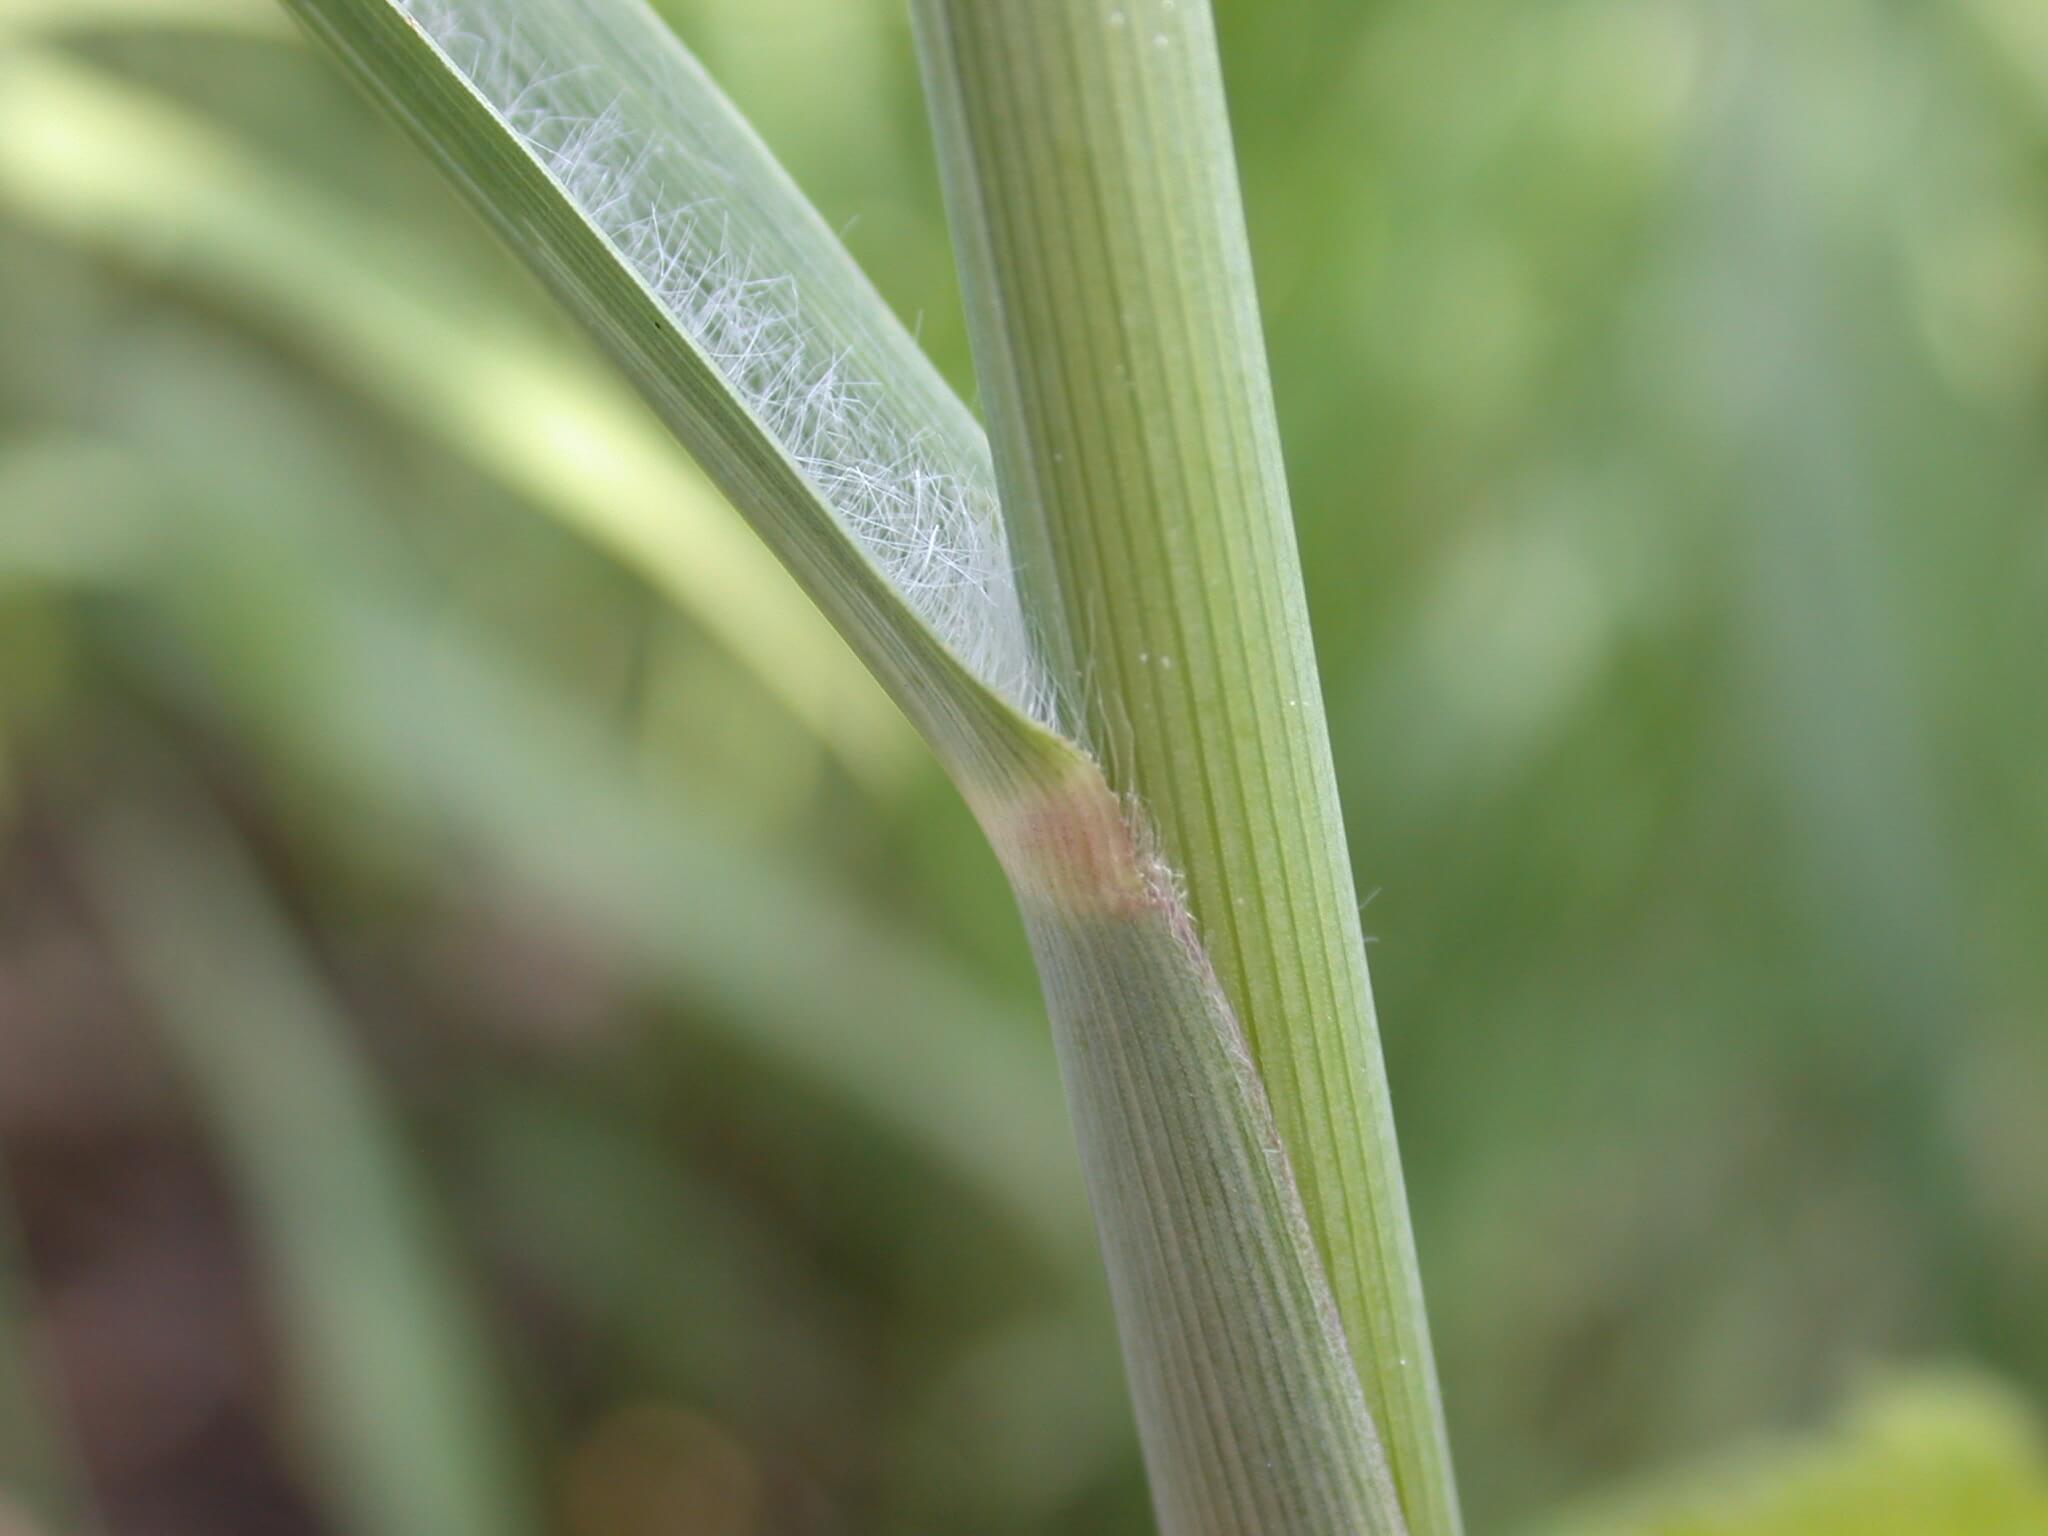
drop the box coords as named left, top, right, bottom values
left=4, top=2, right=2046, bottom=1533
left=265, top=0, right=1453, bottom=1528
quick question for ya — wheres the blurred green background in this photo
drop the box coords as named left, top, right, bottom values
left=2, top=0, right=2046, bottom=1532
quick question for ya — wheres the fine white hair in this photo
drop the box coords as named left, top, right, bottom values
left=399, top=0, right=1058, bottom=726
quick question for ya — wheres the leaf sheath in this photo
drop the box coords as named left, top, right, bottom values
left=911, top=4, right=1461, bottom=1532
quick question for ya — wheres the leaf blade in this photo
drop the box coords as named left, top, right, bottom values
left=282, top=0, right=1048, bottom=756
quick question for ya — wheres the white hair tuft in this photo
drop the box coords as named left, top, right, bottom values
left=399, top=0, right=1060, bottom=726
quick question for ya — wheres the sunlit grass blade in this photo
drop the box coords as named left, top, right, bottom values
left=81, top=781, right=537, bottom=1536
left=1525, top=1374, right=2048, bottom=1536
left=0, top=50, right=915, bottom=795
left=913, top=2, right=1459, bottom=1531
left=0, top=0, right=288, bottom=36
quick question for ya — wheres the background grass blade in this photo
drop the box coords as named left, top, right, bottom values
left=1524, top=1374, right=2048, bottom=1536
left=0, top=49, right=916, bottom=796
left=0, top=0, right=288, bottom=35
left=0, top=378, right=1134, bottom=1511
left=0, top=1177, right=96, bottom=1536
left=80, top=782, right=536, bottom=1536
left=912, top=3, right=1460, bottom=1531
left=0, top=402, right=1097, bottom=1275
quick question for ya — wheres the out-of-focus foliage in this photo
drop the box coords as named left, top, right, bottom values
left=0, top=0, right=2042, bottom=1533
left=1531, top=1374, right=2048, bottom=1536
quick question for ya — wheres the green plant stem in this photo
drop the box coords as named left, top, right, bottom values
left=912, top=4, right=1460, bottom=1532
